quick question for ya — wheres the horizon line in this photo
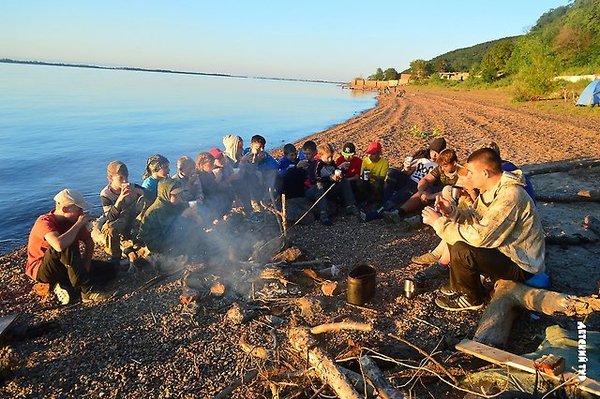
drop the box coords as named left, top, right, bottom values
left=0, top=58, right=345, bottom=85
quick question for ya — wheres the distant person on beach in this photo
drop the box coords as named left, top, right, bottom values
left=421, top=148, right=545, bottom=311
left=172, top=156, right=204, bottom=204
left=356, top=142, right=389, bottom=205
left=141, top=154, right=170, bottom=202
left=26, top=189, right=115, bottom=304
left=96, top=161, right=147, bottom=264
left=138, top=178, right=201, bottom=255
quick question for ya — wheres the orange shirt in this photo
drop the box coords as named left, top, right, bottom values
left=26, top=211, right=90, bottom=280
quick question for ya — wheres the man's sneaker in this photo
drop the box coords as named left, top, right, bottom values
left=345, top=205, right=359, bottom=216
left=411, top=252, right=439, bottom=266
left=414, top=263, right=447, bottom=282
left=438, top=283, right=459, bottom=296
left=81, top=289, right=116, bottom=303
left=435, top=294, right=483, bottom=311
left=320, top=211, right=332, bottom=226
left=53, top=283, right=71, bottom=305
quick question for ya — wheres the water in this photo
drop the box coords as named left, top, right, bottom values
left=0, top=63, right=376, bottom=254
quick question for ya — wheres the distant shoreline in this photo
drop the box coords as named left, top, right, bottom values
left=0, top=58, right=344, bottom=85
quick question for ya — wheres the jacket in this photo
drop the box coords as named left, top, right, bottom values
left=432, top=170, right=545, bottom=274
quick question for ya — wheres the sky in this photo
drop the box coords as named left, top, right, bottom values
left=1, top=0, right=571, bottom=82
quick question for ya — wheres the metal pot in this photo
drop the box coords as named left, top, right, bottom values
left=346, top=264, right=376, bottom=305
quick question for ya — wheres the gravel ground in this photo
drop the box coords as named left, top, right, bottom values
left=1, top=87, right=599, bottom=398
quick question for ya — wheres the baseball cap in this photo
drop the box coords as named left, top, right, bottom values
left=342, top=143, right=356, bottom=157
left=209, top=148, right=223, bottom=159
left=107, top=160, right=128, bottom=177
left=429, top=137, right=447, bottom=153
left=53, top=189, right=91, bottom=210
left=365, top=142, right=382, bottom=155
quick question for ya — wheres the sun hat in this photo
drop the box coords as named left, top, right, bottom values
left=53, top=189, right=91, bottom=210
left=365, top=142, right=382, bottom=155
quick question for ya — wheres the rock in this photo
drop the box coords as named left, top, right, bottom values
left=210, top=282, right=225, bottom=297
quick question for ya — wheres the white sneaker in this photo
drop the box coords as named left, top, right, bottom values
left=53, top=283, right=71, bottom=305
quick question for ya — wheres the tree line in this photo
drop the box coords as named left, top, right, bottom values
left=363, top=0, right=600, bottom=101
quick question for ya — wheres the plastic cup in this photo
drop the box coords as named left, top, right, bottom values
left=188, top=200, right=197, bottom=208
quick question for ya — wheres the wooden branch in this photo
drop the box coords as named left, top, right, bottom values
left=522, top=158, right=600, bottom=177
left=536, top=193, right=600, bottom=203
left=288, top=327, right=361, bottom=399
left=214, top=369, right=259, bottom=399
left=456, top=339, right=600, bottom=397
left=359, top=355, right=404, bottom=399
left=474, top=280, right=600, bottom=348
left=545, top=234, right=595, bottom=245
left=338, top=366, right=376, bottom=398
left=282, top=193, right=288, bottom=238
left=388, top=334, right=458, bottom=385
left=310, top=322, right=372, bottom=335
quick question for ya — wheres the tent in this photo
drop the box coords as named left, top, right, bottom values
left=576, top=79, right=600, bottom=106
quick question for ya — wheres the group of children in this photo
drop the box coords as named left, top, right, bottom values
left=26, top=129, right=537, bottom=306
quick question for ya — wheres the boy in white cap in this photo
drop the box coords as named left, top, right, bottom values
left=26, top=188, right=114, bottom=304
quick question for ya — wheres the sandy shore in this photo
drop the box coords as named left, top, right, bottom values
left=1, top=87, right=599, bottom=398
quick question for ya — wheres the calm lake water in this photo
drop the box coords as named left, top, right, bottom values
left=0, top=63, right=375, bottom=254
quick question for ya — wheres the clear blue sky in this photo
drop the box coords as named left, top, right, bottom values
left=1, top=0, right=570, bottom=82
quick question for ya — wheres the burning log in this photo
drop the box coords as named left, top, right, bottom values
left=474, top=280, right=600, bottom=348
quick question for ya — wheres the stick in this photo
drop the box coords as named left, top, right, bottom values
left=289, top=327, right=361, bottom=399
left=214, top=369, right=259, bottom=399
left=388, top=334, right=458, bottom=385
left=310, top=322, right=372, bottom=335
left=522, top=158, right=600, bottom=177
left=359, top=355, right=404, bottom=399
left=292, top=183, right=337, bottom=227
left=282, top=193, right=288, bottom=238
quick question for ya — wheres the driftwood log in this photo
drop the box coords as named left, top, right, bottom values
left=474, top=280, right=600, bottom=348
left=584, top=215, right=600, bottom=237
left=289, top=327, right=362, bottom=399
left=522, top=158, right=600, bottom=177
left=536, top=191, right=600, bottom=203
left=359, top=355, right=403, bottom=399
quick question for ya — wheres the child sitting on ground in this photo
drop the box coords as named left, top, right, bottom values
left=96, top=161, right=147, bottom=264
left=172, top=156, right=204, bottom=204
left=335, top=142, right=362, bottom=181
left=390, top=148, right=460, bottom=219
left=304, top=143, right=358, bottom=225
left=138, top=178, right=200, bottom=255
left=356, top=142, right=388, bottom=205
left=141, top=154, right=170, bottom=202
left=195, top=152, right=233, bottom=220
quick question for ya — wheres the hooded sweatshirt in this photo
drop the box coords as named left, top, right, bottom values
left=223, top=135, right=242, bottom=166
left=432, top=170, right=545, bottom=274
left=139, top=178, right=186, bottom=253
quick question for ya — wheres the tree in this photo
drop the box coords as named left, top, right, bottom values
left=508, top=36, right=557, bottom=101
left=479, top=40, right=514, bottom=82
left=368, top=68, right=384, bottom=81
left=434, top=58, right=450, bottom=73
left=409, top=59, right=431, bottom=80
left=383, top=68, right=399, bottom=81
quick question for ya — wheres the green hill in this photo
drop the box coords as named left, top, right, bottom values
left=428, top=36, right=521, bottom=72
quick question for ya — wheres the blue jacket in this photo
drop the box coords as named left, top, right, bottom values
left=242, top=147, right=279, bottom=171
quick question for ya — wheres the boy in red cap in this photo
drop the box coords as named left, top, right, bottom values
left=357, top=142, right=389, bottom=205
